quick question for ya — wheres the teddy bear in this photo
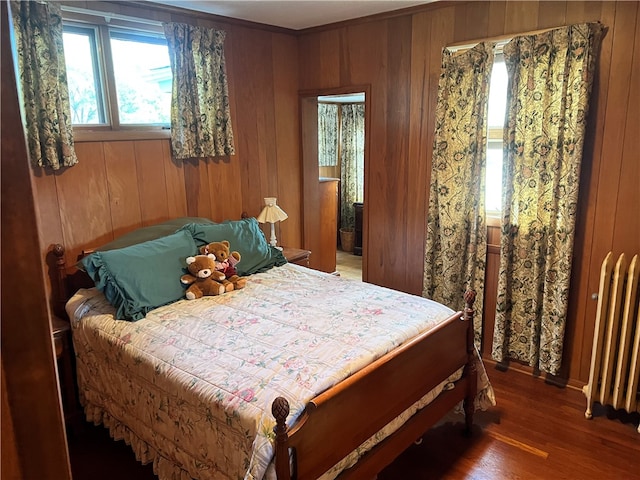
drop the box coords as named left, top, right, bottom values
left=180, top=254, right=227, bottom=300
left=200, top=240, right=247, bottom=291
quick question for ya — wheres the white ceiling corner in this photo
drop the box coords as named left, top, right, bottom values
left=144, top=1, right=435, bottom=30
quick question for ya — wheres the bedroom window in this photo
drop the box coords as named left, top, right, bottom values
left=485, top=53, right=508, bottom=217
left=62, top=20, right=171, bottom=130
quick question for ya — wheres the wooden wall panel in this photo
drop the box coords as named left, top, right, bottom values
left=205, top=157, right=243, bottom=220
left=135, top=140, right=171, bottom=224
left=272, top=33, right=302, bottom=248
left=407, top=11, right=432, bottom=294
left=232, top=27, right=273, bottom=218
left=161, top=140, right=188, bottom=219
left=298, top=29, right=341, bottom=88
left=383, top=15, right=413, bottom=290
left=565, top=0, right=613, bottom=383
left=503, top=1, right=540, bottom=34
left=537, top=1, right=567, bottom=29
left=487, top=1, right=507, bottom=37
left=613, top=12, right=640, bottom=257
left=103, top=141, right=142, bottom=236
left=183, top=158, right=213, bottom=219
left=31, top=170, right=64, bottom=251
left=454, top=1, right=490, bottom=40
left=57, top=142, right=113, bottom=263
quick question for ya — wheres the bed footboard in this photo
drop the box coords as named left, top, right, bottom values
left=273, top=291, right=477, bottom=480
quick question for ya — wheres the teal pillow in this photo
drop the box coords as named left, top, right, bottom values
left=180, top=218, right=287, bottom=275
left=81, top=230, right=198, bottom=321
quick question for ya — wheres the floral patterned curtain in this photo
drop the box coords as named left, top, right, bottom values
left=10, top=0, right=77, bottom=170
left=340, top=103, right=364, bottom=230
left=318, top=103, right=338, bottom=167
left=163, top=22, right=235, bottom=160
left=492, top=23, right=605, bottom=375
left=423, top=43, right=494, bottom=348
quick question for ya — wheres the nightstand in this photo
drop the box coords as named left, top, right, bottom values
left=51, top=316, right=82, bottom=433
left=281, top=247, right=311, bottom=267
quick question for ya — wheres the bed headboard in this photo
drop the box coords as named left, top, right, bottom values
left=51, top=244, right=93, bottom=319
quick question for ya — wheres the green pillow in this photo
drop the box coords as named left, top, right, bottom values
left=180, top=218, right=286, bottom=275
left=81, top=230, right=198, bottom=321
left=97, top=217, right=215, bottom=252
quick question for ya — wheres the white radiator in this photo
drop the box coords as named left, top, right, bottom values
left=583, top=252, right=640, bottom=433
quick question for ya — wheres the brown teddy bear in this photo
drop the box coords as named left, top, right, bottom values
left=200, top=240, right=247, bottom=291
left=180, top=254, right=226, bottom=299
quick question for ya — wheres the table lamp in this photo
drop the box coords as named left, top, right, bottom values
left=256, top=197, right=288, bottom=250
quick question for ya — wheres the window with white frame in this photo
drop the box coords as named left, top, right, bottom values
left=62, top=18, right=171, bottom=128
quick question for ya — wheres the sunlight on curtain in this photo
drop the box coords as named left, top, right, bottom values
left=340, top=104, right=364, bottom=230
left=423, top=43, right=494, bottom=348
left=163, top=22, right=235, bottom=160
left=318, top=103, right=339, bottom=167
left=492, top=23, right=605, bottom=375
left=10, top=0, right=77, bottom=170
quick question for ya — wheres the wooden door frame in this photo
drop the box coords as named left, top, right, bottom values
left=299, top=85, right=371, bottom=280
left=1, top=2, right=72, bottom=478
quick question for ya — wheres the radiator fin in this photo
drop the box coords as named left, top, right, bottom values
left=583, top=253, right=640, bottom=433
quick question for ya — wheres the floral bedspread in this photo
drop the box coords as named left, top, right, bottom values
left=67, top=263, right=494, bottom=480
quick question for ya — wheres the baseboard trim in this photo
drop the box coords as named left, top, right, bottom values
left=481, top=357, right=585, bottom=393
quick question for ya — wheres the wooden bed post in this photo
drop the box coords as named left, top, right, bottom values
left=272, top=396, right=292, bottom=480
left=462, top=290, right=477, bottom=435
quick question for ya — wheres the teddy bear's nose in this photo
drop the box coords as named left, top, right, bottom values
left=198, top=269, right=211, bottom=278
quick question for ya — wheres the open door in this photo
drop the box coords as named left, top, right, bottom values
left=300, top=86, right=369, bottom=277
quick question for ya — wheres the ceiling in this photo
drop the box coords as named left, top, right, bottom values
left=145, top=1, right=435, bottom=30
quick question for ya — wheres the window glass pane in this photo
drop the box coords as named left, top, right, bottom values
left=63, top=27, right=105, bottom=124
left=110, top=31, right=171, bottom=125
left=486, top=53, right=508, bottom=216
left=486, top=142, right=503, bottom=214
left=487, top=55, right=508, bottom=129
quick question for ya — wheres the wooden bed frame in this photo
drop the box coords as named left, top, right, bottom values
left=52, top=243, right=478, bottom=480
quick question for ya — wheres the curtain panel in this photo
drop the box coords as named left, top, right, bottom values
left=492, top=23, right=605, bottom=375
left=163, top=22, right=235, bottom=160
left=339, top=103, right=365, bottom=230
left=318, top=103, right=339, bottom=167
left=10, top=0, right=77, bottom=170
left=423, top=43, right=494, bottom=348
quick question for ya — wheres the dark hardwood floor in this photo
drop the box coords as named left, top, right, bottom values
left=68, top=367, right=640, bottom=479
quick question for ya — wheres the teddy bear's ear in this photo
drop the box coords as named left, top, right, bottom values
left=200, top=245, right=209, bottom=255
left=206, top=253, right=215, bottom=259
left=222, top=240, right=230, bottom=248
left=186, top=256, right=196, bottom=265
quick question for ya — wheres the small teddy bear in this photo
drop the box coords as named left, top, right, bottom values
left=200, top=240, right=247, bottom=291
left=180, top=254, right=227, bottom=300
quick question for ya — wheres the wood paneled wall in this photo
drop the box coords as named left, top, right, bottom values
left=298, top=1, right=640, bottom=385
left=27, top=1, right=639, bottom=388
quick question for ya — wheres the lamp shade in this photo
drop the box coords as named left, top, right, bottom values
left=256, top=197, right=288, bottom=224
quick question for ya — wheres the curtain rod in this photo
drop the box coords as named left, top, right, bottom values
left=446, top=25, right=565, bottom=53
left=60, top=5, right=164, bottom=27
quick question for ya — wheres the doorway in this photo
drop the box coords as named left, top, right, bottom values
left=300, top=87, right=369, bottom=280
